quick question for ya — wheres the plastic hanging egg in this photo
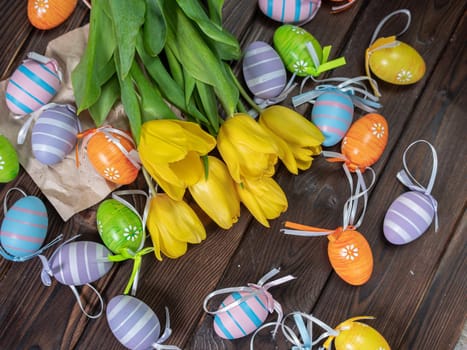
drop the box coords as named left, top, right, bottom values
left=312, top=90, right=354, bottom=147
left=243, top=41, right=287, bottom=100
left=96, top=199, right=144, bottom=254
left=0, top=135, right=20, bottom=183
left=0, top=195, right=48, bottom=258
left=28, top=0, right=78, bottom=30
left=383, top=191, right=435, bottom=245
left=86, top=129, right=140, bottom=185
left=107, top=295, right=163, bottom=350
left=214, top=291, right=270, bottom=339
left=341, top=113, right=388, bottom=172
left=258, top=0, right=321, bottom=24
left=327, top=228, right=373, bottom=285
left=5, top=55, right=61, bottom=116
left=31, top=104, right=79, bottom=165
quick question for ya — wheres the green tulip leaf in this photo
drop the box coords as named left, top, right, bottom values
left=143, top=0, right=166, bottom=56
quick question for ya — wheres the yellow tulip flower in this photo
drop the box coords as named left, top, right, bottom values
left=217, top=113, right=279, bottom=183
left=236, top=176, right=288, bottom=228
left=146, top=193, right=206, bottom=260
left=259, top=105, right=324, bottom=173
left=138, top=120, right=216, bottom=200
left=189, top=156, right=240, bottom=229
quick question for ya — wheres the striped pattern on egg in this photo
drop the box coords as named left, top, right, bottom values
left=258, top=0, right=321, bottom=24
left=243, top=41, right=287, bottom=100
left=32, top=104, right=79, bottom=165
left=5, top=58, right=61, bottom=116
left=214, top=291, right=269, bottom=339
left=383, top=191, right=435, bottom=245
left=107, top=295, right=161, bottom=350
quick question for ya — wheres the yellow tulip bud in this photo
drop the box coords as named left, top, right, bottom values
left=217, top=113, right=279, bottom=183
left=236, top=176, right=288, bottom=227
left=138, top=120, right=216, bottom=200
left=189, top=156, right=240, bottom=229
left=147, top=193, right=206, bottom=260
left=259, top=105, right=324, bottom=173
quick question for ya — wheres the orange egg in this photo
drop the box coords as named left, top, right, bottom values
left=341, top=113, right=388, bottom=172
left=86, top=129, right=140, bottom=185
left=327, top=227, right=373, bottom=285
left=28, top=0, right=78, bottom=30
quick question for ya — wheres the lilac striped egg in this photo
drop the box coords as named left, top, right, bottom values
left=213, top=291, right=269, bottom=339
left=312, top=90, right=354, bottom=147
left=5, top=58, right=61, bottom=116
left=0, top=196, right=48, bottom=258
left=107, top=295, right=162, bottom=350
left=49, top=241, right=113, bottom=286
left=258, top=0, right=321, bottom=24
left=31, top=104, right=79, bottom=165
left=243, top=41, right=287, bottom=100
left=383, top=191, right=436, bottom=245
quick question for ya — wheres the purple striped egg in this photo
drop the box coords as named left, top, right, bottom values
left=383, top=191, right=435, bottom=245
left=107, top=295, right=162, bottom=350
left=0, top=196, right=48, bottom=258
left=49, top=241, right=113, bottom=286
left=243, top=41, right=287, bottom=100
left=258, top=0, right=321, bottom=24
left=213, top=291, right=269, bottom=339
left=32, top=104, right=79, bottom=165
left=5, top=58, right=61, bottom=116
left=312, top=90, right=354, bottom=147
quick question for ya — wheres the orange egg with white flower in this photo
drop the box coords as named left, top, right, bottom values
left=28, top=0, right=78, bottom=30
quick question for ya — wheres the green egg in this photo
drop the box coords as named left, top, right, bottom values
left=0, top=135, right=20, bottom=183
left=96, top=199, right=144, bottom=254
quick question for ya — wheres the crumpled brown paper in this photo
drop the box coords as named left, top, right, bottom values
left=0, top=25, right=131, bottom=221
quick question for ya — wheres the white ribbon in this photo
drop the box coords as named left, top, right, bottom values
left=370, top=9, right=412, bottom=45
left=151, top=307, right=181, bottom=349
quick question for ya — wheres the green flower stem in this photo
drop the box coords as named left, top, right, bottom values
left=228, top=66, right=262, bottom=115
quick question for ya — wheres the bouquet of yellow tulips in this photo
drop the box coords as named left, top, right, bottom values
left=72, top=0, right=325, bottom=260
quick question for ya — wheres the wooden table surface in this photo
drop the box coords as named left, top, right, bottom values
left=0, top=1, right=466, bottom=349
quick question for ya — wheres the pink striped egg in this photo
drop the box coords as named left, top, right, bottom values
left=49, top=241, right=113, bottom=286
left=258, top=0, right=321, bottom=24
left=0, top=196, right=48, bottom=258
left=214, top=291, right=269, bottom=339
left=312, top=90, right=354, bottom=147
left=5, top=57, right=61, bottom=116
left=243, top=41, right=287, bottom=100
left=383, top=191, right=435, bottom=245
left=107, top=295, right=162, bottom=350
left=32, top=104, right=79, bottom=165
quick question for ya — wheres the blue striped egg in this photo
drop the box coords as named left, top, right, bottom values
left=49, top=241, right=113, bottom=286
left=107, top=295, right=162, bottom=350
left=5, top=57, right=61, bottom=116
left=243, top=41, right=287, bottom=100
left=0, top=196, right=48, bottom=258
left=383, top=191, right=435, bottom=245
left=312, top=90, right=354, bottom=147
left=258, top=0, right=321, bottom=24
left=213, top=291, right=269, bottom=339
left=31, top=104, right=79, bottom=165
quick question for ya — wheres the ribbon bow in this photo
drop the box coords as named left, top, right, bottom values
left=150, top=307, right=181, bottom=350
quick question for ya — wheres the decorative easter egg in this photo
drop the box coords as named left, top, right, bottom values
left=86, top=129, right=140, bottom=185
left=258, top=0, right=321, bottom=24
left=383, top=191, right=435, bottom=245
left=5, top=56, right=61, bottom=116
left=327, top=228, right=373, bottom=286
left=107, top=295, right=162, bottom=350
left=49, top=241, right=113, bottom=286
left=31, top=104, right=79, bottom=165
left=312, top=90, right=354, bottom=147
left=341, top=113, right=388, bottom=172
left=214, top=291, right=269, bottom=339
left=367, top=38, right=425, bottom=86
left=28, top=0, right=78, bottom=30
left=0, top=196, right=48, bottom=258
left=96, top=199, right=144, bottom=254
left=0, top=135, right=20, bottom=183
left=243, top=41, right=287, bottom=100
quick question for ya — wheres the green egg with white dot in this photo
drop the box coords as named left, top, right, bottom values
left=96, top=199, right=144, bottom=254
left=0, top=135, right=20, bottom=183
